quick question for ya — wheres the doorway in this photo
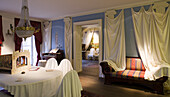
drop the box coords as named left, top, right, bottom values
left=73, top=19, right=102, bottom=77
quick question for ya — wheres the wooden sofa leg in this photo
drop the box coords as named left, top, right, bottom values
left=148, top=82, right=164, bottom=94
left=154, top=83, right=164, bottom=95
left=104, top=75, right=112, bottom=85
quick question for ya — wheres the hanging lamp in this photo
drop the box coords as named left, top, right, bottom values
left=11, top=0, right=39, bottom=40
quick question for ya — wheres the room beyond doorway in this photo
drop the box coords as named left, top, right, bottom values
left=82, top=60, right=99, bottom=76
left=73, top=19, right=102, bottom=77
left=81, top=25, right=100, bottom=76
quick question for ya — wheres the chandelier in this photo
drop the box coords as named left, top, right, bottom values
left=11, top=0, right=39, bottom=40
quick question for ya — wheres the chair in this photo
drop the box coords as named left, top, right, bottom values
left=87, top=48, right=95, bottom=59
left=57, top=59, right=73, bottom=77
left=55, top=70, right=83, bottom=97
left=94, top=48, right=99, bottom=60
left=38, top=60, right=47, bottom=67
left=45, top=58, right=58, bottom=69
left=96, top=48, right=99, bottom=54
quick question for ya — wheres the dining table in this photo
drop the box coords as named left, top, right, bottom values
left=0, top=67, right=63, bottom=97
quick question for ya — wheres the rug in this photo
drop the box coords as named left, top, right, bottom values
left=81, top=90, right=104, bottom=97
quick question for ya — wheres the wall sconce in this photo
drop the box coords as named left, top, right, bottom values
left=6, top=29, right=13, bottom=35
left=6, top=24, right=13, bottom=36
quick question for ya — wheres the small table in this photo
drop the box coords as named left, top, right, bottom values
left=0, top=67, right=63, bottom=97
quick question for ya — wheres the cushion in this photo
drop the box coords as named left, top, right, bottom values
left=126, top=58, right=145, bottom=71
left=111, top=70, right=145, bottom=79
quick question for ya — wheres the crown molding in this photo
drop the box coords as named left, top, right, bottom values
left=50, top=0, right=163, bottom=21
left=0, top=10, right=46, bottom=22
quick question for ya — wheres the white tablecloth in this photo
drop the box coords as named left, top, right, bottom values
left=55, top=70, right=82, bottom=97
left=0, top=67, right=63, bottom=97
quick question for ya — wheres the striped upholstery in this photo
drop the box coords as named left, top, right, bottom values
left=111, top=58, right=145, bottom=79
left=126, top=58, right=145, bottom=71
left=112, top=70, right=145, bottom=79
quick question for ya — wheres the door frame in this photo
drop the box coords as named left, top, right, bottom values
left=73, top=19, right=103, bottom=73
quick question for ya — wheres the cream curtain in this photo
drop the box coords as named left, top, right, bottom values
left=64, top=17, right=72, bottom=63
left=104, top=9, right=126, bottom=71
left=82, top=30, right=94, bottom=50
left=41, top=21, right=52, bottom=53
left=131, top=5, right=170, bottom=91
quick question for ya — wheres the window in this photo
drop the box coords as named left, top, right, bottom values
left=21, top=36, right=37, bottom=66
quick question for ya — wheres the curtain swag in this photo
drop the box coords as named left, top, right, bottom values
left=131, top=5, right=170, bottom=91
left=104, top=9, right=126, bottom=71
left=64, top=17, right=72, bottom=63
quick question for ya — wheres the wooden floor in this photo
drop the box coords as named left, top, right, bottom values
left=79, top=73, right=170, bottom=97
left=82, top=60, right=99, bottom=76
left=79, top=60, right=170, bottom=97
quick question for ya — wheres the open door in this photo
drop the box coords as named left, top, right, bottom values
left=73, top=25, right=82, bottom=72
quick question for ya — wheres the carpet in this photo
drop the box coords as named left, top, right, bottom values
left=81, top=90, right=104, bottom=97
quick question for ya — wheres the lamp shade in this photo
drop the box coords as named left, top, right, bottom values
left=16, top=0, right=35, bottom=39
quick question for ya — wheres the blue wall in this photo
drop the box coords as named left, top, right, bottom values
left=72, top=13, right=105, bottom=40
left=51, top=12, right=105, bottom=52
left=124, top=6, right=150, bottom=57
left=52, top=19, right=64, bottom=50
left=124, top=8, right=138, bottom=57
left=51, top=7, right=149, bottom=57
left=72, top=13, right=105, bottom=22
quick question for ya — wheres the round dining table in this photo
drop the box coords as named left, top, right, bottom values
left=0, top=67, right=63, bottom=97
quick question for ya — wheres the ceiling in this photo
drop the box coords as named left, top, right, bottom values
left=0, top=0, right=163, bottom=20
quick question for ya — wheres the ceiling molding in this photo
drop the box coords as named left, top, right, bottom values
left=0, top=10, right=46, bottom=22
left=50, top=0, right=162, bottom=21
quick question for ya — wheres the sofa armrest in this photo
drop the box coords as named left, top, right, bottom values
left=156, top=76, right=168, bottom=83
left=100, top=61, right=115, bottom=75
